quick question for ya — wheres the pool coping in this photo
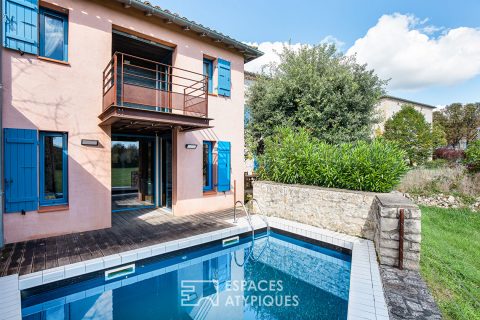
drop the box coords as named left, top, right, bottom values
left=0, top=216, right=388, bottom=320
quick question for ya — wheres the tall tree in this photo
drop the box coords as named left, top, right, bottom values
left=247, top=44, right=386, bottom=151
left=433, top=103, right=480, bottom=148
left=384, top=105, right=433, bottom=165
left=464, top=103, right=480, bottom=143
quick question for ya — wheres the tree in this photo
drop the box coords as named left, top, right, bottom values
left=465, top=140, right=480, bottom=172
left=464, top=103, right=480, bottom=143
left=433, top=103, right=480, bottom=148
left=384, top=105, right=433, bottom=165
left=247, top=44, right=386, bottom=152
left=431, top=121, right=447, bottom=148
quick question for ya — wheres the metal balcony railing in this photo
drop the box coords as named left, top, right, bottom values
left=103, top=52, right=208, bottom=118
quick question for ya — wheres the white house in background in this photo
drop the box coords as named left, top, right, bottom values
left=455, top=128, right=480, bottom=150
left=374, top=95, right=436, bottom=135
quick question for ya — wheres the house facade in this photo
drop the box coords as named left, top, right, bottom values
left=1, top=0, right=262, bottom=243
left=373, top=95, right=436, bottom=135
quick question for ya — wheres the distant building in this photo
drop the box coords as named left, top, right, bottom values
left=244, top=71, right=258, bottom=94
left=455, top=128, right=480, bottom=150
left=374, top=95, right=436, bottom=135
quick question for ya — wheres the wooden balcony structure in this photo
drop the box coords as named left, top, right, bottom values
left=100, top=52, right=212, bottom=132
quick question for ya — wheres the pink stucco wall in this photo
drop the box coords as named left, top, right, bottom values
left=2, top=0, right=245, bottom=243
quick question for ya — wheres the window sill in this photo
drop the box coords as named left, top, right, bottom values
left=38, top=204, right=69, bottom=213
left=38, top=56, right=70, bottom=66
left=208, top=93, right=218, bottom=97
left=203, top=190, right=217, bottom=196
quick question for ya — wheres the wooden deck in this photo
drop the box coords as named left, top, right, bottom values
left=0, top=208, right=238, bottom=277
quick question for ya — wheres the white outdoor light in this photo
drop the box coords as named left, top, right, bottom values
left=81, top=139, right=99, bottom=146
left=185, top=144, right=197, bottom=149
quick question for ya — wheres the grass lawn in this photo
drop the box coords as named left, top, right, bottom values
left=420, top=206, right=480, bottom=320
left=112, top=167, right=138, bottom=187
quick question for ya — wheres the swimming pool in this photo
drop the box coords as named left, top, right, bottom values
left=21, top=230, right=351, bottom=320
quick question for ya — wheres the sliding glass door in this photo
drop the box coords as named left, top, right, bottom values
left=112, top=136, right=155, bottom=212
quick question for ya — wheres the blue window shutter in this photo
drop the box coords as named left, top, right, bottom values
left=217, top=58, right=231, bottom=97
left=4, top=128, right=38, bottom=213
left=3, top=0, right=39, bottom=55
left=217, top=141, right=231, bottom=192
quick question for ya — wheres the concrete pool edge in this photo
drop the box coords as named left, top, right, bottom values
left=0, top=274, right=21, bottom=320
left=263, top=217, right=389, bottom=320
left=3, top=216, right=388, bottom=320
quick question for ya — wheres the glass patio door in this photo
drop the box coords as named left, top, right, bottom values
left=112, top=136, right=155, bottom=212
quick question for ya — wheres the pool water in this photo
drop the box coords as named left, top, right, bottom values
left=21, top=231, right=351, bottom=320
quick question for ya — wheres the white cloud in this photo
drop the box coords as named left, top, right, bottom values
left=421, top=25, right=444, bottom=35
left=346, top=13, right=480, bottom=90
left=319, top=35, right=345, bottom=49
left=244, top=36, right=342, bottom=73
left=244, top=41, right=304, bottom=73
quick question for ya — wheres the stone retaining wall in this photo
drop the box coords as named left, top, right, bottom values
left=253, top=181, right=378, bottom=239
left=374, top=194, right=421, bottom=270
left=253, top=181, right=421, bottom=270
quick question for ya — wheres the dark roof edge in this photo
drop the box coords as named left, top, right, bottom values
left=381, top=95, right=436, bottom=109
left=113, top=0, right=264, bottom=63
left=245, top=71, right=260, bottom=80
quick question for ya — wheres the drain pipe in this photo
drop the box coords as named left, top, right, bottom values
left=0, top=11, right=4, bottom=248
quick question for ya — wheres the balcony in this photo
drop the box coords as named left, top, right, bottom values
left=99, top=52, right=211, bottom=132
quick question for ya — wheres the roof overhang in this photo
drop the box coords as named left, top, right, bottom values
left=111, top=0, right=264, bottom=63
left=381, top=95, right=436, bottom=109
left=99, top=106, right=212, bottom=133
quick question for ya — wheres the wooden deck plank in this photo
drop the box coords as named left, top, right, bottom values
left=0, top=208, right=236, bottom=276
left=0, top=243, right=15, bottom=277
left=31, top=239, right=47, bottom=273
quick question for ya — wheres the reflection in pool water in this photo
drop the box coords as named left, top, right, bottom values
left=22, top=231, right=351, bottom=320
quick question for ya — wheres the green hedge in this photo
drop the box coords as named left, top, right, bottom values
left=465, top=140, right=480, bottom=172
left=258, top=127, right=408, bottom=192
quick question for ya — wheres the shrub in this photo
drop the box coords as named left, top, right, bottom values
left=397, top=166, right=480, bottom=198
left=465, top=140, right=480, bottom=172
left=434, top=147, right=465, bottom=162
left=258, top=127, right=408, bottom=192
left=383, top=105, right=433, bottom=166
left=423, top=159, right=448, bottom=169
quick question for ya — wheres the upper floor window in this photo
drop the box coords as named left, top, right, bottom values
left=203, top=58, right=214, bottom=94
left=40, top=132, right=68, bottom=206
left=39, top=8, right=68, bottom=62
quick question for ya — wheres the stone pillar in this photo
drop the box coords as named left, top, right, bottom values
left=374, top=194, right=421, bottom=270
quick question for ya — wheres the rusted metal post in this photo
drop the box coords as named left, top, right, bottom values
left=183, top=87, right=187, bottom=115
left=113, top=54, right=118, bottom=107
left=168, top=65, right=172, bottom=112
left=399, top=208, right=405, bottom=270
left=121, top=53, right=124, bottom=106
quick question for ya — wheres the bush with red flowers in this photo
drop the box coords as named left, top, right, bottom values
left=433, top=148, right=465, bottom=162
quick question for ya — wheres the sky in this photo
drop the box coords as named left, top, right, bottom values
left=152, top=0, right=480, bottom=107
